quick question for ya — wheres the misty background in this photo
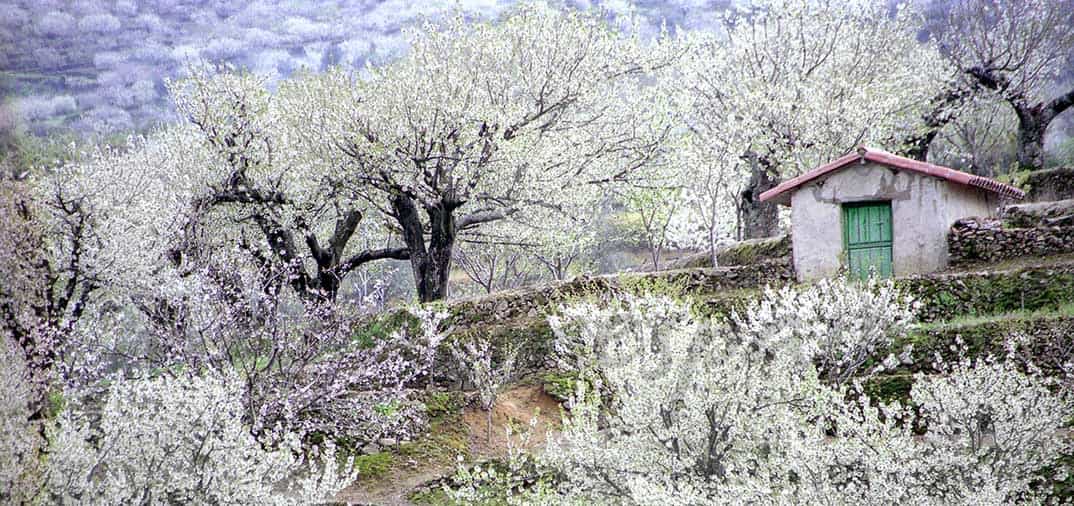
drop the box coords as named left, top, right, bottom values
left=0, top=1, right=732, bottom=136
left=0, top=0, right=1072, bottom=168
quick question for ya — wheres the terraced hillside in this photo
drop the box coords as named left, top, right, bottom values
left=337, top=189, right=1074, bottom=503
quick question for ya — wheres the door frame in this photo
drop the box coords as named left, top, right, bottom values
left=841, top=200, right=894, bottom=279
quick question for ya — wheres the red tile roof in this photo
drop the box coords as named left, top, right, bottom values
left=758, top=146, right=1026, bottom=205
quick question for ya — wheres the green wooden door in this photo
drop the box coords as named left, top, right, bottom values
left=843, top=202, right=893, bottom=280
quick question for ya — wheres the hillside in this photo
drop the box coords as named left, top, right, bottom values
left=334, top=185, right=1074, bottom=504
left=5, top=3, right=1074, bottom=503
left=2, top=0, right=1072, bottom=174
left=0, top=0, right=718, bottom=138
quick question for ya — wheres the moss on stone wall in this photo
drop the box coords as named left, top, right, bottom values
left=901, top=315, right=1074, bottom=375
left=896, top=259, right=1074, bottom=322
left=1022, top=167, right=1074, bottom=202
left=667, top=234, right=791, bottom=269
left=446, top=258, right=793, bottom=329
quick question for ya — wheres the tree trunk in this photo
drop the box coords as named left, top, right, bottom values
left=708, top=223, right=719, bottom=268
left=967, top=67, right=1074, bottom=171
left=900, top=86, right=977, bottom=162
left=739, top=156, right=779, bottom=239
left=1014, top=105, right=1048, bottom=170
left=409, top=248, right=452, bottom=303
left=902, top=129, right=941, bottom=162
left=391, top=192, right=456, bottom=303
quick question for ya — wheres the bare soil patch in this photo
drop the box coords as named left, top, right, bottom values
left=332, top=384, right=563, bottom=505
left=461, top=384, right=563, bottom=457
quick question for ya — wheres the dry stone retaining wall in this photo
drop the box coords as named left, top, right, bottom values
left=448, top=257, right=794, bottom=327
left=1022, top=166, right=1074, bottom=202
left=948, top=217, right=1074, bottom=265
left=666, top=234, right=791, bottom=270
left=908, top=316, right=1074, bottom=377
left=1002, top=198, right=1074, bottom=228
left=868, top=315, right=1074, bottom=402
left=896, top=259, right=1074, bottom=322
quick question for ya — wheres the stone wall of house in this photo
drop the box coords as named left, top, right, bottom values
left=1023, top=167, right=1074, bottom=202
left=947, top=217, right=1074, bottom=265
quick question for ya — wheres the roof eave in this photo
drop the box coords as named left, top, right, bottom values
left=757, top=147, right=1026, bottom=203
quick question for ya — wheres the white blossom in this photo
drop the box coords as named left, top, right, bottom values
left=46, top=372, right=355, bottom=505
left=543, top=282, right=1071, bottom=504
left=0, top=336, right=45, bottom=505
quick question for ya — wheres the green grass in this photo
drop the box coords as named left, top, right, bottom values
left=864, top=373, right=915, bottom=404
left=409, top=487, right=453, bottom=505
left=945, top=252, right=1074, bottom=273
left=397, top=411, right=470, bottom=464
left=423, top=391, right=466, bottom=419
left=46, top=390, right=65, bottom=419
left=540, top=371, right=579, bottom=402
left=352, top=452, right=395, bottom=479
left=916, top=300, right=1074, bottom=331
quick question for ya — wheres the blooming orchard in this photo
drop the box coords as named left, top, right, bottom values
left=675, top=0, right=951, bottom=238
left=3, top=2, right=1073, bottom=504
left=935, top=0, right=1074, bottom=168
left=46, top=372, right=354, bottom=505
left=276, top=4, right=679, bottom=301
left=540, top=283, right=1071, bottom=504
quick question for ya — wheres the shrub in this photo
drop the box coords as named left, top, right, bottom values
left=543, top=283, right=1072, bottom=504
left=37, top=11, right=76, bottom=38
left=0, top=336, right=45, bottom=505
left=92, top=52, right=126, bottom=70
left=16, top=96, right=78, bottom=122
left=735, top=277, right=917, bottom=385
left=77, top=14, right=121, bottom=34
left=46, top=372, right=355, bottom=505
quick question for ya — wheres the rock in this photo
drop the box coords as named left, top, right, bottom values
left=377, top=437, right=397, bottom=447
left=360, top=443, right=381, bottom=455
left=1003, top=198, right=1074, bottom=227
left=1022, top=167, right=1074, bottom=202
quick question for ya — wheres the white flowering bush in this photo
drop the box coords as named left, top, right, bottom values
left=0, top=335, right=45, bottom=505
left=46, top=372, right=355, bottom=505
left=911, top=352, right=1073, bottom=501
left=736, top=277, right=918, bottom=385
left=445, top=416, right=550, bottom=505
left=543, top=282, right=1073, bottom=504
left=547, top=294, right=831, bottom=503
left=133, top=291, right=445, bottom=443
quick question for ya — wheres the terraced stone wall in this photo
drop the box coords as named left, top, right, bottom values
left=948, top=217, right=1074, bottom=265
left=1022, top=167, right=1074, bottom=202
left=896, top=260, right=1074, bottom=322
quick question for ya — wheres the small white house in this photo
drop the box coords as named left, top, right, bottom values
left=759, top=147, right=1024, bottom=281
